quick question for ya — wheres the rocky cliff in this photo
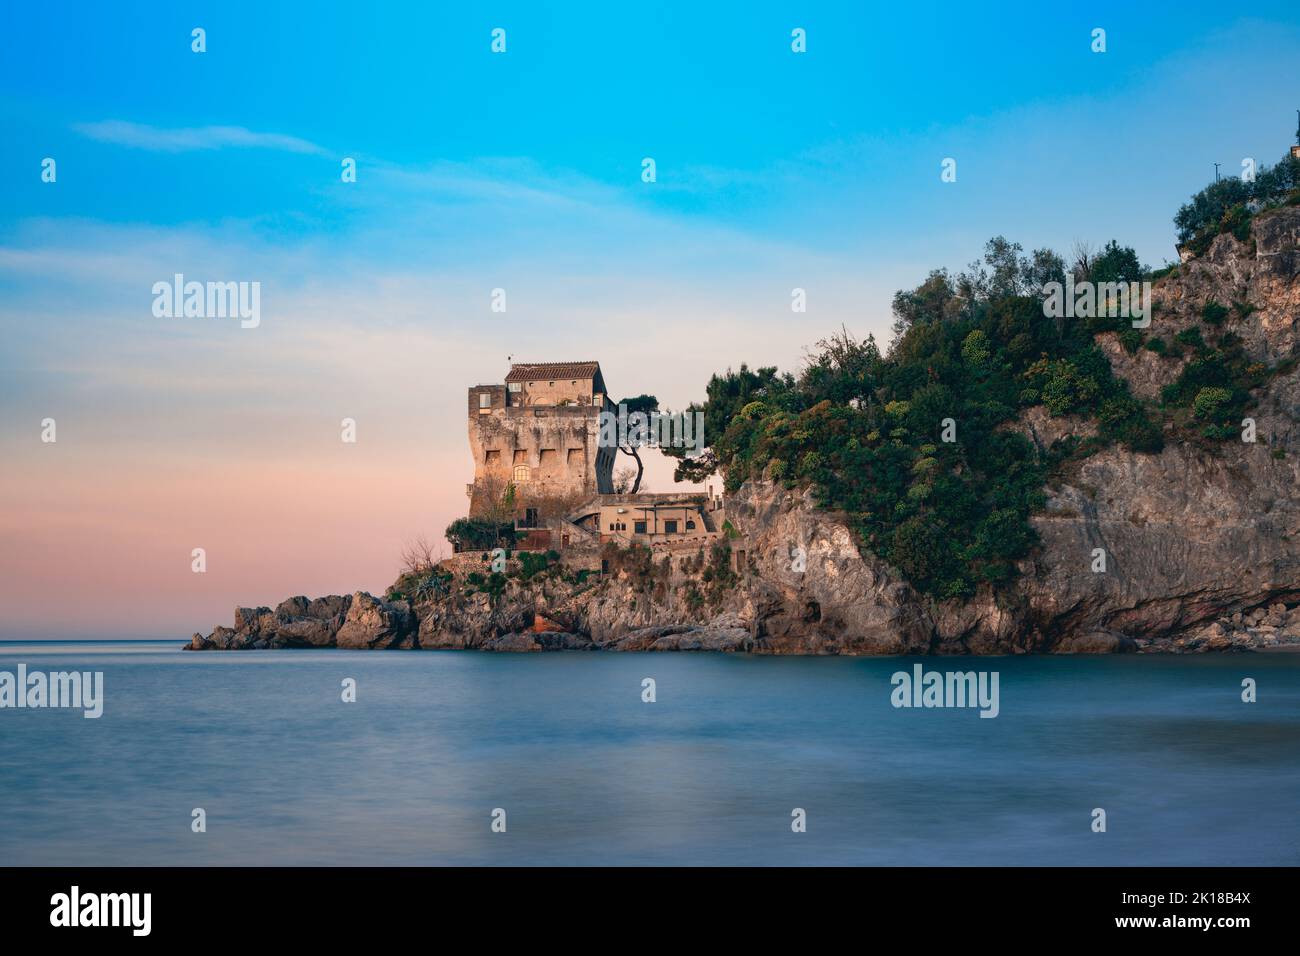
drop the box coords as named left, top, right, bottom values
left=187, top=206, right=1300, bottom=654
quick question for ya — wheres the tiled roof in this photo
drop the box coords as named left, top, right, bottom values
left=505, top=361, right=601, bottom=383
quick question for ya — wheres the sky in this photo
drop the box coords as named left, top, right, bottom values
left=2, top=1, right=1299, bottom=638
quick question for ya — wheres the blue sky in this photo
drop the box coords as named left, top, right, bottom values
left=1, top=1, right=1298, bottom=637
left=5, top=3, right=1300, bottom=256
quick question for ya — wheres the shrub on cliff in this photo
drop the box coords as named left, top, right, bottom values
left=387, top=566, right=453, bottom=604
left=665, top=236, right=1171, bottom=599
left=1160, top=324, right=1266, bottom=434
left=445, top=516, right=515, bottom=551
left=1174, top=152, right=1300, bottom=256
left=513, top=550, right=561, bottom=582
left=464, top=570, right=508, bottom=603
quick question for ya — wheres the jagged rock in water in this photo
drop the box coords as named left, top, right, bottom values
left=335, top=592, right=416, bottom=649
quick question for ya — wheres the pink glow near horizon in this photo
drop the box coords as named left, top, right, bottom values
left=0, top=374, right=717, bottom=641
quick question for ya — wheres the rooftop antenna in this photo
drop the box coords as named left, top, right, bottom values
left=1295, top=109, right=1300, bottom=144
left=1214, top=162, right=1221, bottom=183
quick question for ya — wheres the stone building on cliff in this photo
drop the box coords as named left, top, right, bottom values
left=467, top=361, right=617, bottom=518
left=463, top=360, right=722, bottom=561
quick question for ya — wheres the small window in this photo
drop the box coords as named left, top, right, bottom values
left=479, top=393, right=491, bottom=409
left=664, top=520, right=678, bottom=534
left=686, top=520, right=696, bottom=531
left=549, top=381, right=555, bottom=387
left=508, top=382, right=521, bottom=393
left=634, top=521, right=647, bottom=535
left=513, top=465, right=530, bottom=482
left=609, top=523, right=615, bottom=531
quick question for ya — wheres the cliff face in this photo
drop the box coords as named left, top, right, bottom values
left=949, top=205, right=1300, bottom=652
left=187, top=206, right=1300, bottom=654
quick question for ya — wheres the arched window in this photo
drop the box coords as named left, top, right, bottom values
left=513, top=465, right=530, bottom=483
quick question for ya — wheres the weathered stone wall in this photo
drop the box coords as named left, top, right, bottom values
left=468, top=405, right=614, bottom=514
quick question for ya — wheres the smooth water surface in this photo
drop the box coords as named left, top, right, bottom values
left=0, top=642, right=1296, bottom=865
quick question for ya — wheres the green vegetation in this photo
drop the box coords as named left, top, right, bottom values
left=445, top=481, right=519, bottom=552
left=1118, top=329, right=1145, bottom=354
left=1201, top=301, right=1229, bottom=326
left=1158, top=327, right=1268, bottom=438
left=512, top=549, right=559, bottom=582
left=613, top=393, right=660, bottom=493
left=601, top=542, right=672, bottom=596
left=444, top=516, right=515, bottom=551
left=1173, top=152, right=1300, bottom=256
left=464, top=569, right=508, bottom=602
left=665, top=236, right=1168, bottom=600
left=460, top=549, right=565, bottom=601
left=386, top=566, right=453, bottom=603
left=699, top=542, right=740, bottom=604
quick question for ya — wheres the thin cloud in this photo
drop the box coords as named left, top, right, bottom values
left=73, top=119, right=326, bottom=154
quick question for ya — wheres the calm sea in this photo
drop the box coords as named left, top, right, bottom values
left=0, top=641, right=1296, bottom=866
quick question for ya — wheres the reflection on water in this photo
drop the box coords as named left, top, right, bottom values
left=0, top=643, right=1296, bottom=866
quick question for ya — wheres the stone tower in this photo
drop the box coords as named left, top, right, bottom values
left=467, top=361, right=616, bottom=518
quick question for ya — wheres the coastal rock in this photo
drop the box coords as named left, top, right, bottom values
left=209, top=626, right=244, bottom=650
left=234, top=606, right=271, bottom=633
left=534, top=631, right=595, bottom=651
left=1053, top=632, right=1137, bottom=654
left=335, top=592, right=416, bottom=649
left=269, top=594, right=352, bottom=647
left=603, top=623, right=753, bottom=652
left=483, top=632, right=542, bottom=652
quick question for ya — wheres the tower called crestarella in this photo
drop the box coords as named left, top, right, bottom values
left=466, top=361, right=616, bottom=517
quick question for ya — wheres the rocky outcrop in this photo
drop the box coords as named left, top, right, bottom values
left=335, top=592, right=417, bottom=649
left=1141, top=602, right=1300, bottom=652
left=187, top=206, right=1300, bottom=655
left=601, top=621, right=753, bottom=652
left=191, top=592, right=370, bottom=650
